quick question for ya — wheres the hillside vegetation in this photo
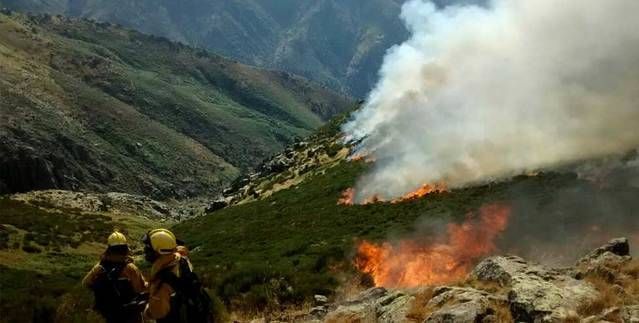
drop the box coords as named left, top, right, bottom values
left=0, top=195, right=160, bottom=323
left=173, top=120, right=639, bottom=318
left=0, top=0, right=411, bottom=96
left=0, top=11, right=353, bottom=198
left=2, top=111, right=638, bottom=322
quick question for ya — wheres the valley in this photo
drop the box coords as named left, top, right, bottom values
left=0, top=11, right=353, bottom=199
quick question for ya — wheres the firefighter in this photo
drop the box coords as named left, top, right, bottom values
left=143, top=228, right=213, bottom=323
left=82, top=231, right=147, bottom=323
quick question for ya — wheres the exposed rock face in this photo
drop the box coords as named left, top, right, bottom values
left=320, top=288, right=413, bottom=323
left=312, top=238, right=635, bottom=323
left=0, top=145, right=73, bottom=194
left=471, top=255, right=597, bottom=322
left=575, top=237, right=632, bottom=281
left=425, top=287, right=505, bottom=323
left=216, top=132, right=350, bottom=210
left=11, top=190, right=187, bottom=220
left=579, top=237, right=630, bottom=260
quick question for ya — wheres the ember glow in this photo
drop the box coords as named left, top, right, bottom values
left=354, top=204, right=511, bottom=288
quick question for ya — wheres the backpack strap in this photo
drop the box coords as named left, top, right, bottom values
left=99, top=260, right=127, bottom=281
left=157, top=259, right=186, bottom=293
left=156, top=258, right=213, bottom=323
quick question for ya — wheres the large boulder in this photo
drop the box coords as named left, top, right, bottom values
left=376, top=291, right=413, bottom=322
left=470, top=255, right=531, bottom=286
left=316, top=239, right=635, bottom=323
left=507, top=270, right=596, bottom=322
left=323, top=303, right=377, bottom=323
left=322, top=288, right=413, bottom=323
left=471, top=256, right=598, bottom=322
left=579, top=238, right=630, bottom=261
left=424, top=287, right=506, bottom=323
left=576, top=237, right=632, bottom=282
left=204, top=198, right=227, bottom=213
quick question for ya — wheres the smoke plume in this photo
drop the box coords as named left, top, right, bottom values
left=344, top=0, right=639, bottom=201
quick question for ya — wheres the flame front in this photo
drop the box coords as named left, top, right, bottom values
left=338, top=183, right=447, bottom=206
left=354, top=204, right=511, bottom=288
left=394, top=183, right=447, bottom=203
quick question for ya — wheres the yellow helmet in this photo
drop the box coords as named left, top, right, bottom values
left=148, top=229, right=177, bottom=254
left=107, top=231, right=127, bottom=247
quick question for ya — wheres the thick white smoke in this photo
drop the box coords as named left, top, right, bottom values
left=344, top=0, right=639, bottom=202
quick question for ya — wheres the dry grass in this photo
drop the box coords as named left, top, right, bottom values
left=405, top=287, right=436, bottom=322
left=576, top=259, right=639, bottom=320
left=490, top=300, right=514, bottom=322
left=578, top=275, right=622, bottom=317
left=621, top=261, right=639, bottom=303
left=229, top=302, right=313, bottom=323
left=459, top=278, right=513, bottom=322
left=562, top=312, right=582, bottom=323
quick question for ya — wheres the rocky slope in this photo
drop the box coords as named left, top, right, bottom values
left=170, top=107, right=639, bottom=320
left=11, top=190, right=187, bottom=221
left=295, top=238, right=639, bottom=322
left=0, top=11, right=353, bottom=198
left=213, top=113, right=353, bottom=210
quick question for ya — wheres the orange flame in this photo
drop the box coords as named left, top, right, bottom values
left=338, top=188, right=355, bottom=205
left=393, top=183, right=447, bottom=203
left=338, top=183, right=447, bottom=206
left=354, top=203, right=511, bottom=288
left=349, top=151, right=376, bottom=163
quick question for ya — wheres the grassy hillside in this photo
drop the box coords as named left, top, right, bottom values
left=0, top=195, right=160, bottom=323
left=0, top=12, right=353, bottom=198
left=173, top=123, right=639, bottom=315
left=173, top=161, right=554, bottom=312
left=2, top=112, right=638, bottom=321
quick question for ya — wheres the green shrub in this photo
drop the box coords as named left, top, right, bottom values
left=22, top=243, right=42, bottom=254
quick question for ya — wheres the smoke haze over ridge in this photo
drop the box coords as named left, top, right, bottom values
left=343, top=0, right=639, bottom=202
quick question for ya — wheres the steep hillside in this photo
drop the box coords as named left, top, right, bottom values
left=2, top=111, right=639, bottom=322
left=0, top=0, right=409, bottom=96
left=172, top=114, right=639, bottom=318
left=0, top=12, right=353, bottom=198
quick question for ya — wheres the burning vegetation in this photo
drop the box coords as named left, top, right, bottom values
left=337, top=188, right=356, bottom=205
left=338, top=183, right=447, bottom=206
left=354, top=203, right=510, bottom=288
left=395, top=183, right=447, bottom=202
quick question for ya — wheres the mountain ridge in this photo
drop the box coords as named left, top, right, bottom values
left=0, top=11, right=354, bottom=198
left=0, top=0, right=411, bottom=96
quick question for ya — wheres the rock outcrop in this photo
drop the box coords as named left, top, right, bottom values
left=309, top=238, right=637, bottom=323
left=11, top=190, right=188, bottom=220
left=215, top=133, right=350, bottom=209
left=321, top=288, right=413, bottom=323
left=471, top=255, right=597, bottom=322
left=424, top=286, right=506, bottom=323
left=575, top=237, right=632, bottom=281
